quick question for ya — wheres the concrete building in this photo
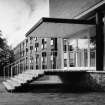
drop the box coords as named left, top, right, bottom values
left=13, top=0, right=105, bottom=72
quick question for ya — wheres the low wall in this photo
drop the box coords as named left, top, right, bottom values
left=31, top=71, right=105, bottom=91
left=87, top=71, right=105, bottom=91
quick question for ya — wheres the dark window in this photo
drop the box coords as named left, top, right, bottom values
left=26, top=48, right=28, bottom=52
left=30, top=46, right=33, bottom=50
left=30, top=37, right=33, bottom=43
left=23, top=51, right=25, bottom=56
left=36, top=54, right=39, bottom=64
left=30, top=64, right=33, bottom=69
left=51, top=55, right=56, bottom=69
left=63, top=39, right=67, bottom=51
left=36, top=65, right=39, bottom=70
left=42, top=39, right=44, bottom=44
left=42, top=38, right=47, bottom=44
left=64, top=59, right=67, bottom=67
left=63, top=45, right=67, bottom=51
left=30, top=37, right=33, bottom=40
left=23, top=42, right=24, bottom=49
left=42, top=52, right=46, bottom=57
left=26, top=57, right=28, bottom=64
left=42, top=65, right=47, bottom=69
left=42, top=38, right=47, bottom=49
left=35, top=43, right=39, bottom=48
left=51, top=51, right=57, bottom=56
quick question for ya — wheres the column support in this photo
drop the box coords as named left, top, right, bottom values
left=96, top=12, right=104, bottom=71
left=60, top=38, right=64, bottom=69
left=67, top=39, right=69, bottom=69
left=76, top=39, right=78, bottom=67
left=88, top=38, right=90, bottom=67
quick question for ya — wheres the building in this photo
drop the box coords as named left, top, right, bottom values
left=13, top=0, right=105, bottom=72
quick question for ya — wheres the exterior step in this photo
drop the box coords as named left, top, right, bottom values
left=2, top=70, right=45, bottom=92
left=6, top=80, right=21, bottom=87
left=3, top=81, right=15, bottom=91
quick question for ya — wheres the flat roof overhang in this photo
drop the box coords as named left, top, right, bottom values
left=26, top=17, right=95, bottom=38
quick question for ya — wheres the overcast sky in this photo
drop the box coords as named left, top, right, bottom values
left=0, top=0, right=49, bottom=48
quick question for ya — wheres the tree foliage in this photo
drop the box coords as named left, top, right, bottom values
left=0, top=30, right=14, bottom=73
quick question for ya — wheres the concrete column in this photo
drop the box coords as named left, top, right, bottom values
left=60, top=38, right=64, bottom=69
left=96, top=12, right=104, bottom=71
left=88, top=38, right=90, bottom=67
left=67, top=39, right=69, bottom=69
left=104, top=16, right=105, bottom=70
left=76, top=39, right=78, bottom=67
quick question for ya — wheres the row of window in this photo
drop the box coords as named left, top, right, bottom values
left=21, top=37, right=57, bottom=49
left=20, top=53, right=57, bottom=70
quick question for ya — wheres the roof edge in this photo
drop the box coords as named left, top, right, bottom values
left=25, top=17, right=95, bottom=37
left=74, top=0, right=105, bottom=19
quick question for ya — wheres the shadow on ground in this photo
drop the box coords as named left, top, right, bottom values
left=13, top=83, right=99, bottom=93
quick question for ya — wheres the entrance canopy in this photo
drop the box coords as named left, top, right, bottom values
left=26, top=17, right=95, bottom=38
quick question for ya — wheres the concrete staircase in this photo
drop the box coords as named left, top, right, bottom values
left=2, top=70, right=44, bottom=92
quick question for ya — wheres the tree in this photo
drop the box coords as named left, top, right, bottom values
left=0, top=30, right=15, bottom=75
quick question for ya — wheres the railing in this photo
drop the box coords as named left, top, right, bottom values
left=3, top=50, right=96, bottom=80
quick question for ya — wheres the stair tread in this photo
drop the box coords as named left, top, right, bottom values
left=3, top=81, right=14, bottom=90
left=7, top=80, right=21, bottom=87
left=2, top=70, right=45, bottom=92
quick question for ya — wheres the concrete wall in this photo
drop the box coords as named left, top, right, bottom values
left=88, top=72, right=105, bottom=91
left=49, top=0, right=102, bottom=19
left=31, top=71, right=105, bottom=91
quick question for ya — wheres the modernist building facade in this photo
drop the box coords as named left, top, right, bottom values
left=13, top=0, right=105, bottom=71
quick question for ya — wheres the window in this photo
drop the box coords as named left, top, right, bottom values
left=42, top=52, right=47, bottom=63
left=26, top=57, right=28, bottom=64
left=42, top=38, right=47, bottom=49
left=50, top=52, right=57, bottom=69
left=42, top=56, right=47, bottom=64
left=35, top=54, right=39, bottom=64
left=35, top=47, right=38, bottom=52
left=23, top=51, right=25, bottom=56
left=30, top=46, right=33, bottom=50
left=35, top=43, right=39, bottom=48
left=42, top=65, right=47, bottom=69
left=42, top=52, right=46, bottom=57
left=34, top=37, right=37, bottom=41
left=30, top=56, right=33, bottom=63
left=51, top=38, right=57, bottom=51
left=42, top=39, right=44, bottom=44
left=26, top=48, right=28, bottom=55
left=42, top=52, right=47, bottom=69
left=26, top=39, right=28, bottom=47
left=36, top=65, right=39, bottom=70
left=50, top=39, right=53, bottom=45
left=30, top=46, right=33, bottom=54
left=64, top=59, right=67, bottom=67
left=51, top=51, right=57, bottom=56
left=30, top=37, right=33, bottom=44
left=23, top=42, right=24, bottom=49
left=63, top=39, right=67, bottom=52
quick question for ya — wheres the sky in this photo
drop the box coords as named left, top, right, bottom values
left=0, top=0, right=49, bottom=48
